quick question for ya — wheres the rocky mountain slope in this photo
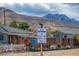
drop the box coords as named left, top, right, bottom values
left=0, top=7, right=79, bottom=29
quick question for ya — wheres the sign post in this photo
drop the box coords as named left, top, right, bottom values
left=37, top=24, right=46, bottom=56
left=40, top=43, right=43, bottom=56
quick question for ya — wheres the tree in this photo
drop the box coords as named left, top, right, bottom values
left=47, top=28, right=52, bottom=37
left=18, top=22, right=29, bottom=30
left=39, top=23, right=43, bottom=28
left=9, top=20, right=18, bottom=28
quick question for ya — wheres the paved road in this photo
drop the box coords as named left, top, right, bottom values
left=0, top=48, right=79, bottom=56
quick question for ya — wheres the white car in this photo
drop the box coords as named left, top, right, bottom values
left=50, top=45, right=57, bottom=49
left=65, top=45, right=72, bottom=48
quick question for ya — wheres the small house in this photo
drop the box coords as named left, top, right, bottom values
left=49, top=28, right=77, bottom=48
left=0, top=25, right=32, bottom=45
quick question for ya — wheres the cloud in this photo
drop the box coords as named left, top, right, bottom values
left=39, top=4, right=50, bottom=10
left=0, top=3, right=79, bottom=21
left=5, top=3, right=50, bottom=16
left=46, top=3, right=79, bottom=21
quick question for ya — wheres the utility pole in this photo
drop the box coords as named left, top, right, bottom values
left=3, top=8, right=6, bottom=25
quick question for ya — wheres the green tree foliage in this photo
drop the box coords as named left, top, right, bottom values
left=18, top=22, right=29, bottom=30
left=39, top=23, right=43, bottom=28
left=47, top=28, right=52, bottom=37
left=9, top=20, right=18, bottom=28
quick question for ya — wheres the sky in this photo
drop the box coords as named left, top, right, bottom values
left=0, top=3, right=79, bottom=21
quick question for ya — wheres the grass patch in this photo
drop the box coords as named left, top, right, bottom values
left=28, top=48, right=79, bottom=52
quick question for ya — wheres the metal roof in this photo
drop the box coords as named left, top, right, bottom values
left=0, top=25, right=32, bottom=36
left=1, top=25, right=31, bottom=34
left=0, top=26, right=7, bottom=34
left=58, top=28, right=77, bottom=34
left=51, top=26, right=79, bottom=34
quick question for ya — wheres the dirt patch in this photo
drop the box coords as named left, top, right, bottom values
left=0, top=48, right=79, bottom=56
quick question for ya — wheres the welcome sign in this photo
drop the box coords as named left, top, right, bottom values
left=37, top=28, right=47, bottom=43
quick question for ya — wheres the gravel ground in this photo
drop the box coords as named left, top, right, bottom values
left=0, top=48, right=79, bottom=56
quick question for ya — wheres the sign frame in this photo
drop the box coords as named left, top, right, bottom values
left=37, top=28, right=47, bottom=43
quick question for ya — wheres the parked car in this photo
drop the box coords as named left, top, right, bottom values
left=65, top=45, right=72, bottom=48
left=50, top=45, right=57, bottom=50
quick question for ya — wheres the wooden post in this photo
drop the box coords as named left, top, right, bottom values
left=10, top=36, right=13, bottom=52
left=10, top=36, right=12, bottom=44
left=40, top=43, right=43, bottom=56
left=3, top=8, right=6, bottom=25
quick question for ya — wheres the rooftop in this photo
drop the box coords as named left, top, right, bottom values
left=0, top=25, right=32, bottom=36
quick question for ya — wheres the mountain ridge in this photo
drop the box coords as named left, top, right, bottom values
left=44, top=13, right=79, bottom=25
left=0, top=7, right=79, bottom=29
